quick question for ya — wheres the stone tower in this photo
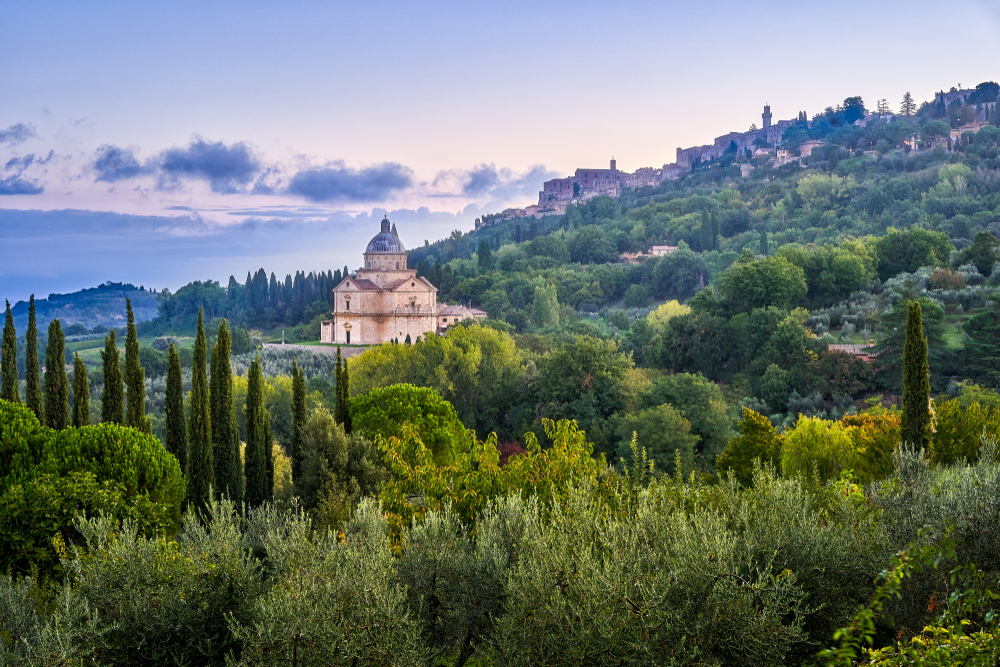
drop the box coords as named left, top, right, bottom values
left=762, top=104, right=772, bottom=130
left=610, top=157, right=617, bottom=171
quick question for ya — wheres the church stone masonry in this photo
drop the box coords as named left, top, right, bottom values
left=320, top=216, right=485, bottom=346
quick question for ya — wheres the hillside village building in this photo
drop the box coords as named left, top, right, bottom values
left=537, top=158, right=665, bottom=207
left=671, top=105, right=803, bottom=170
left=473, top=104, right=816, bottom=231
left=320, top=216, right=485, bottom=346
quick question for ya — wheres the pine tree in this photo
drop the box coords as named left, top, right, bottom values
left=101, top=330, right=124, bottom=424
left=124, top=298, right=149, bottom=432
left=25, top=295, right=42, bottom=421
left=44, top=319, right=69, bottom=430
left=165, top=343, right=187, bottom=474
left=2, top=300, right=18, bottom=403
left=263, top=411, right=274, bottom=502
left=72, top=354, right=90, bottom=427
left=187, top=308, right=214, bottom=513
left=900, top=91, right=916, bottom=117
left=244, top=355, right=267, bottom=508
left=291, top=357, right=306, bottom=484
left=901, top=301, right=932, bottom=451
left=210, top=320, right=241, bottom=504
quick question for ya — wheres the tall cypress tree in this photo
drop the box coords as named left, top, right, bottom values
left=25, top=295, right=42, bottom=421
left=125, top=299, right=151, bottom=433
left=124, top=298, right=149, bottom=432
left=44, top=319, right=69, bottom=430
left=1, top=300, right=18, bottom=403
left=759, top=229, right=770, bottom=256
left=291, top=358, right=306, bottom=483
left=101, top=330, right=124, bottom=424
left=210, top=320, right=241, bottom=504
left=244, top=355, right=267, bottom=508
left=263, top=410, right=274, bottom=502
left=340, top=352, right=352, bottom=434
left=901, top=301, right=932, bottom=451
left=165, top=343, right=187, bottom=474
left=72, top=354, right=90, bottom=427
left=187, top=308, right=214, bottom=513
left=334, top=346, right=352, bottom=433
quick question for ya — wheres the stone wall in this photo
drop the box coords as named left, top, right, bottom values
left=262, top=342, right=369, bottom=358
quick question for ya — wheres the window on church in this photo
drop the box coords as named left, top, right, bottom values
left=345, top=299, right=350, bottom=311
left=396, top=262, right=399, bottom=269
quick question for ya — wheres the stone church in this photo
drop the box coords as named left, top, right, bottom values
left=320, top=216, right=485, bottom=346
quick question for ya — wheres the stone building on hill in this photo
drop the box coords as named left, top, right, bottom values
left=320, top=216, right=485, bottom=345
left=538, top=158, right=665, bottom=207
left=672, top=105, right=802, bottom=170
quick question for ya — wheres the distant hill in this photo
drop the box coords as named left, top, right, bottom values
left=9, top=282, right=160, bottom=334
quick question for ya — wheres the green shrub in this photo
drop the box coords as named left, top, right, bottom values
left=351, top=384, right=468, bottom=467
left=0, top=399, right=185, bottom=578
left=50, top=499, right=264, bottom=667
left=231, top=499, right=426, bottom=666
left=486, top=485, right=809, bottom=666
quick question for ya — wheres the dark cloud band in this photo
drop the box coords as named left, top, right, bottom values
left=286, top=162, right=414, bottom=203
left=91, top=145, right=147, bottom=182
left=159, top=138, right=261, bottom=193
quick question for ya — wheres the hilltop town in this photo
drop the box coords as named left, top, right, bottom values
left=477, top=85, right=1000, bottom=228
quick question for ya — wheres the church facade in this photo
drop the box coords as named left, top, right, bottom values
left=320, top=216, right=484, bottom=346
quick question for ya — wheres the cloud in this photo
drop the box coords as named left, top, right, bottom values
left=461, top=164, right=502, bottom=196
left=250, top=166, right=283, bottom=195
left=91, top=144, right=148, bottom=182
left=0, top=176, right=43, bottom=195
left=0, top=151, right=51, bottom=195
left=286, top=162, right=414, bottom=203
left=432, top=163, right=559, bottom=203
left=0, top=123, right=36, bottom=146
left=4, top=152, right=54, bottom=171
left=159, top=138, right=262, bottom=193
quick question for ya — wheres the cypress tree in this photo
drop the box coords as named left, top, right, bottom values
left=187, top=308, right=214, bottom=513
left=101, top=330, right=124, bottom=424
left=334, top=346, right=352, bottom=433
left=210, top=320, right=241, bottom=503
left=44, top=319, right=69, bottom=430
left=901, top=301, right=932, bottom=451
left=759, top=229, right=770, bottom=256
left=1, top=300, right=18, bottom=403
left=477, top=239, right=494, bottom=272
left=124, top=298, right=149, bottom=432
left=25, top=295, right=42, bottom=421
left=165, top=343, right=187, bottom=474
left=291, top=357, right=305, bottom=484
left=263, top=410, right=274, bottom=502
left=72, top=354, right=90, bottom=427
left=244, top=355, right=267, bottom=508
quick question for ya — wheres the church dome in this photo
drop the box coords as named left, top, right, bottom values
left=365, top=215, right=406, bottom=254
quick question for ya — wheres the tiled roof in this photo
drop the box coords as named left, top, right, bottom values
left=349, top=278, right=380, bottom=291
left=438, top=305, right=487, bottom=316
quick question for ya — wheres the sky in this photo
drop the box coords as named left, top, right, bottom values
left=2, top=0, right=1000, bottom=303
